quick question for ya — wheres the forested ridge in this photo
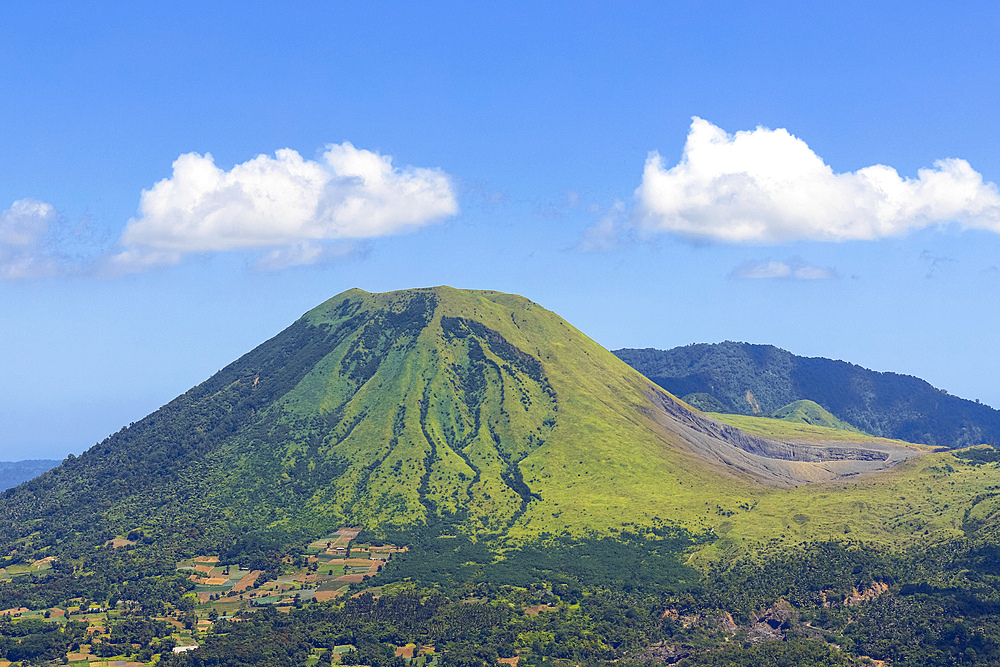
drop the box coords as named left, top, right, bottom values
left=616, top=342, right=1000, bottom=447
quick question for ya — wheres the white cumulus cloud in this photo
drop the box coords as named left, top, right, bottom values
left=113, top=143, right=458, bottom=270
left=729, top=257, right=837, bottom=280
left=635, top=117, right=1000, bottom=243
left=0, top=199, right=60, bottom=279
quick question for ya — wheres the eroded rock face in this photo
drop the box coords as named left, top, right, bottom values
left=641, top=389, right=921, bottom=486
left=634, top=643, right=694, bottom=665
left=837, top=581, right=889, bottom=607
left=643, top=602, right=809, bottom=662
left=746, top=599, right=796, bottom=645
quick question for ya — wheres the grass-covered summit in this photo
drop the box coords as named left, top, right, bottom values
left=0, top=287, right=684, bottom=553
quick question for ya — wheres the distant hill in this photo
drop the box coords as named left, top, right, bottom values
left=615, top=342, right=1000, bottom=448
left=0, top=459, right=58, bottom=492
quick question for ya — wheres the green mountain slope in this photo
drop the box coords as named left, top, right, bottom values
left=615, top=342, right=1000, bottom=448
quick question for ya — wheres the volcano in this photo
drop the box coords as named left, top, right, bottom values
left=0, top=287, right=919, bottom=553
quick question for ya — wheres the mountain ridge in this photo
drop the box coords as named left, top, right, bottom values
left=615, top=341, right=1000, bottom=448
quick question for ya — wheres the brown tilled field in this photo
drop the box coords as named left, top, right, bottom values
left=231, top=570, right=263, bottom=592
left=330, top=527, right=362, bottom=547
left=343, top=558, right=376, bottom=567
left=313, top=590, right=341, bottom=602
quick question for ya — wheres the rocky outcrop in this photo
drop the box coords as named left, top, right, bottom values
left=845, top=581, right=889, bottom=606
left=746, top=599, right=795, bottom=644
left=634, top=643, right=694, bottom=665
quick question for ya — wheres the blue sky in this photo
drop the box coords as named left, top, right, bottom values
left=3, top=2, right=1000, bottom=459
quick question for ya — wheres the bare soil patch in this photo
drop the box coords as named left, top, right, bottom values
left=105, top=538, right=135, bottom=548
left=524, top=605, right=555, bottom=615
left=643, top=389, right=922, bottom=486
left=0, top=607, right=28, bottom=617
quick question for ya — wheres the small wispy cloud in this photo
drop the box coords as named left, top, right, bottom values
left=634, top=117, right=1000, bottom=244
left=252, top=240, right=369, bottom=272
left=578, top=201, right=627, bottom=252
left=534, top=189, right=583, bottom=219
left=729, top=257, right=837, bottom=280
left=111, top=143, right=458, bottom=273
left=0, top=199, right=62, bottom=279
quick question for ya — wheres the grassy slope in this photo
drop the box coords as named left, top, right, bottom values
left=483, top=291, right=755, bottom=539
left=697, top=448, right=1000, bottom=561
left=682, top=411, right=990, bottom=561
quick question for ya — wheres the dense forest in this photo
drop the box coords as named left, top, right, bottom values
left=165, top=533, right=1000, bottom=667
left=616, top=342, right=1000, bottom=447
left=7, top=512, right=1000, bottom=666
